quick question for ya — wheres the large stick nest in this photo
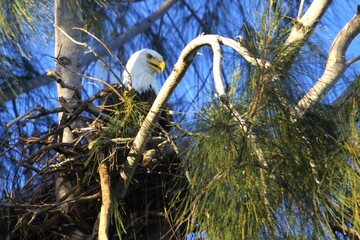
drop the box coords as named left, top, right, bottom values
left=1, top=83, right=187, bottom=239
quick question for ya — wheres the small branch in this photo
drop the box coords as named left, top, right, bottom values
left=296, top=8, right=360, bottom=116
left=296, top=0, right=305, bottom=19
left=5, top=107, right=36, bottom=129
left=332, top=76, right=359, bottom=109
left=5, top=105, right=63, bottom=128
left=55, top=25, right=124, bottom=88
left=46, top=69, right=81, bottom=98
left=82, top=0, right=179, bottom=66
left=220, top=36, right=270, bottom=68
left=0, top=192, right=100, bottom=209
left=210, top=36, right=225, bottom=97
left=346, top=54, right=360, bottom=66
left=98, top=155, right=111, bottom=240
left=74, top=27, right=128, bottom=78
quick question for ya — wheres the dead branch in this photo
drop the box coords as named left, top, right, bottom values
left=332, top=76, right=359, bottom=109
left=98, top=155, right=111, bottom=240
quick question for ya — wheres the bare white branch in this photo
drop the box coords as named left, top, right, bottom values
left=297, top=0, right=305, bottom=19
left=285, top=0, right=332, bottom=46
left=296, top=8, right=360, bottom=116
left=209, top=37, right=225, bottom=98
left=116, top=34, right=270, bottom=198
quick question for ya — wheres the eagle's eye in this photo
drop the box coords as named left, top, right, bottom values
left=146, top=54, right=153, bottom=59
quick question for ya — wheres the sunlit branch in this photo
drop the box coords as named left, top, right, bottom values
left=98, top=159, right=111, bottom=240
left=284, top=0, right=332, bottom=51
left=275, top=0, right=332, bottom=70
left=117, top=34, right=269, bottom=199
left=296, top=7, right=360, bottom=116
left=296, top=0, right=305, bottom=19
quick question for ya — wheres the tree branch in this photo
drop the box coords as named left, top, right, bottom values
left=279, top=0, right=333, bottom=64
left=296, top=7, right=360, bottom=116
left=296, top=0, right=305, bottom=19
left=1, top=75, right=54, bottom=105
left=116, top=34, right=269, bottom=199
left=332, top=76, right=359, bottom=109
left=98, top=157, right=111, bottom=240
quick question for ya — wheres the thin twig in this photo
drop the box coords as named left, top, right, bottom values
left=346, top=54, right=360, bottom=66
left=55, top=25, right=125, bottom=89
left=73, top=27, right=129, bottom=79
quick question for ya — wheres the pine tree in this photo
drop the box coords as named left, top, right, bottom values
left=0, top=1, right=359, bottom=239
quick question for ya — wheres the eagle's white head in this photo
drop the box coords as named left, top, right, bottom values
left=123, top=49, right=165, bottom=94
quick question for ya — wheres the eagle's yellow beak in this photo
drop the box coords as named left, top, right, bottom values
left=148, top=59, right=166, bottom=74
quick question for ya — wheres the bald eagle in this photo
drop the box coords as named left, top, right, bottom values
left=123, top=49, right=165, bottom=105
left=103, top=49, right=171, bottom=132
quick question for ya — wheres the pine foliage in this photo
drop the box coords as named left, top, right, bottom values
left=175, top=2, right=360, bottom=239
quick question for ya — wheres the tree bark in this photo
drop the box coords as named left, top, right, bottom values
left=296, top=6, right=360, bottom=116
left=276, top=0, right=333, bottom=68
left=98, top=155, right=111, bottom=240
left=54, top=0, right=82, bottom=214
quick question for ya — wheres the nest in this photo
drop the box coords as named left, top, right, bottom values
left=1, top=84, right=187, bottom=239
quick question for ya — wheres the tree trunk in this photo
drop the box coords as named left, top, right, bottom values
left=54, top=0, right=82, bottom=216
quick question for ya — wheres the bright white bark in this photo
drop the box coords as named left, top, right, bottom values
left=285, top=0, right=332, bottom=47
left=296, top=8, right=360, bottom=116
left=277, top=0, right=332, bottom=66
